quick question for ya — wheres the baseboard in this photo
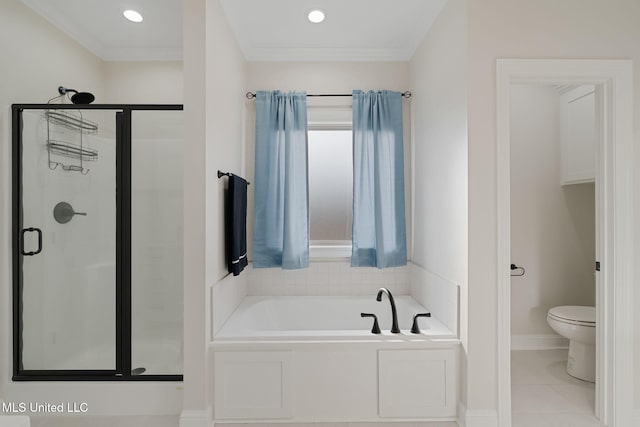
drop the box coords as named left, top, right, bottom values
left=457, top=401, right=498, bottom=427
left=511, top=334, right=569, bottom=350
left=180, top=408, right=212, bottom=427
left=0, top=415, right=30, bottom=427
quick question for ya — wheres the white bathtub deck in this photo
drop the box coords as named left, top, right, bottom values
left=214, top=295, right=457, bottom=341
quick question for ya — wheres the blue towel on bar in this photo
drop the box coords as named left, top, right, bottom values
left=225, top=174, right=249, bottom=276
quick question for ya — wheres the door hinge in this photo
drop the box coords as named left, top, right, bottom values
left=595, top=261, right=601, bottom=271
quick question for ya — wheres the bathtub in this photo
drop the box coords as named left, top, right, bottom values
left=212, top=295, right=459, bottom=422
left=215, top=295, right=456, bottom=340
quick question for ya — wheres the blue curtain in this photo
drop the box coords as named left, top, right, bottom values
left=253, top=91, right=309, bottom=269
left=351, top=90, right=407, bottom=268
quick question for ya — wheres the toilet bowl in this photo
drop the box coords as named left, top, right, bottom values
left=546, top=305, right=596, bottom=382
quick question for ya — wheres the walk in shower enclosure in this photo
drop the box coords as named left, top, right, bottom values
left=12, top=104, right=183, bottom=380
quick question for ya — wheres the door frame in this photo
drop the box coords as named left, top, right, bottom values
left=496, top=59, right=634, bottom=426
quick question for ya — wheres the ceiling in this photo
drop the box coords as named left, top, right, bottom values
left=21, top=0, right=448, bottom=62
left=220, top=0, right=448, bottom=61
left=20, top=0, right=183, bottom=61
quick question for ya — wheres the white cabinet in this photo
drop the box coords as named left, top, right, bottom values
left=378, top=349, right=457, bottom=418
left=560, top=85, right=597, bottom=185
left=214, top=351, right=292, bottom=420
left=212, top=344, right=459, bottom=422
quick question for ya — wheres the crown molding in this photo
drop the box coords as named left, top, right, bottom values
left=101, top=47, right=183, bottom=62
left=245, top=47, right=412, bottom=62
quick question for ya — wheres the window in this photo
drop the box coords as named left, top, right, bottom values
left=307, top=105, right=353, bottom=259
left=308, top=129, right=353, bottom=255
left=307, top=107, right=353, bottom=258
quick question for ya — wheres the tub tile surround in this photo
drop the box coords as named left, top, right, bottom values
left=410, top=263, right=459, bottom=335
left=212, top=261, right=460, bottom=338
left=246, top=261, right=411, bottom=297
left=212, top=272, right=248, bottom=336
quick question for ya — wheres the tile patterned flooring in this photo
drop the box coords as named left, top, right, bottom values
left=27, top=419, right=456, bottom=427
left=511, top=349, right=604, bottom=427
left=28, top=416, right=179, bottom=427
left=17, top=350, right=608, bottom=427
left=216, top=424, right=457, bottom=427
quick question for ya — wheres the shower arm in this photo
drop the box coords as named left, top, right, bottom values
left=58, top=86, right=78, bottom=95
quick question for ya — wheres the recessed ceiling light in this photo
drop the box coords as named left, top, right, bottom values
left=307, top=9, right=325, bottom=24
left=123, top=9, right=143, bottom=23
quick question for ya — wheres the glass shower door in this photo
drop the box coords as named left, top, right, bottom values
left=17, top=108, right=120, bottom=374
left=130, top=109, right=184, bottom=376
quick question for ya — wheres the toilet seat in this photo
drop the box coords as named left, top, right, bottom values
left=548, top=306, right=595, bottom=327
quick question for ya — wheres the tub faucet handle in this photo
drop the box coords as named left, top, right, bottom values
left=361, top=313, right=381, bottom=334
left=411, top=312, right=432, bottom=334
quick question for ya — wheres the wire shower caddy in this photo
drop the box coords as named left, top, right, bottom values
left=45, top=109, right=98, bottom=174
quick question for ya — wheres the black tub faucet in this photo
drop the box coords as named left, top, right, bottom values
left=376, top=287, right=400, bottom=334
left=361, top=313, right=381, bottom=334
left=411, top=312, right=432, bottom=334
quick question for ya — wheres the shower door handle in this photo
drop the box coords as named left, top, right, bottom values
left=20, top=227, right=42, bottom=256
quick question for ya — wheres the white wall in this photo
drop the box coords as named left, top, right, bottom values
left=182, top=0, right=247, bottom=424
left=244, top=61, right=411, bottom=262
left=467, top=0, right=640, bottom=417
left=510, top=85, right=595, bottom=337
left=206, top=2, right=247, bottom=284
left=103, top=61, right=183, bottom=104
left=182, top=0, right=208, bottom=417
left=408, top=0, right=468, bottom=402
left=409, top=0, right=468, bottom=288
left=247, top=62, right=410, bottom=93
left=0, top=1, right=105, bottom=109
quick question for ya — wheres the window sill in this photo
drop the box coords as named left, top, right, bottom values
left=309, top=241, right=352, bottom=260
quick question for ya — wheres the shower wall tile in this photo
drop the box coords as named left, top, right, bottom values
left=246, top=261, right=409, bottom=297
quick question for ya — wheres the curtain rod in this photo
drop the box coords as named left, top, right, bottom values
left=245, top=91, right=412, bottom=100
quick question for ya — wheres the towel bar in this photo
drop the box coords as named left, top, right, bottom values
left=217, top=170, right=250, bottom=185
left=510, top=263, right=525, bottom=277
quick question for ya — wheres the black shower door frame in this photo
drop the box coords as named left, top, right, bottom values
left=11, top=104, right=183, bottom=381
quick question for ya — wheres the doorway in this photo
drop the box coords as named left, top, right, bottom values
left=509, top=83, right=599, bottom=425
left=496, top=60, right=634, bottom=427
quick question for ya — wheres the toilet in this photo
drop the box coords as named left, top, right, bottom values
left=546, top=305, right=596, bottom=382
